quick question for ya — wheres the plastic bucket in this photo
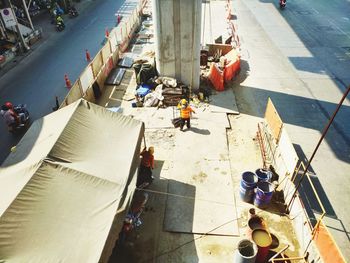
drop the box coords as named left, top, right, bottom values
left=254, top=182, right=274, bottom=208
left=255, top=168, right=272, bottom=182
left=239, top=172, right=258, bottom=203
left=234, top=239, right=258, bottom=263
left=252, top=229, right=272, bottom=263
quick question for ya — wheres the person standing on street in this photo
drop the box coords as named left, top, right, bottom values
left=1, top=102, right=19, bottom=130
left=177, top=99, right=195, bottom=131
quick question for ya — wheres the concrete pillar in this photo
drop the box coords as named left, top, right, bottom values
left=152, top=0, right=201, bottom=91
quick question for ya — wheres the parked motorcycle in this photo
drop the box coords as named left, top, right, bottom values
left=118, top=190, right=149, bottom=245
left=279, top=0, right=286, bottom=9
left=68, top=6, right=78, bottom=18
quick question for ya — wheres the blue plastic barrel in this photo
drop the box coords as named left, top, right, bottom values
left=255, top=168, right=272, bottom=182
left=254, top=182, right=274, bottom=208
left=240, top=172, right=258, bottom=203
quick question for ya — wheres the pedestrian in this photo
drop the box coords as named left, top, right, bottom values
left=137, top=146, right=155, bottom=188
left=1, top=102, right=20, bottom=131
left=177, top=99, right=195, bottom=131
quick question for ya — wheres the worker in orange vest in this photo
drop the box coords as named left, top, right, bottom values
left=177, top=99, right=195, bottom=131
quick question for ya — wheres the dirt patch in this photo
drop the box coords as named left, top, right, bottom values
left=192, top=171, right=208, bottom=183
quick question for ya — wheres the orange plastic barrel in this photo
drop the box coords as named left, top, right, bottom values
left=252, top=229, right=272, bottom=263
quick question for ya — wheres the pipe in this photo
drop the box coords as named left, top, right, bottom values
left=143, top=135, right=147, bottom=148
left=268, top=245, right=289, bottom=262
left=8, top=0, right=30, bottom=53
left=271, top=255, right=306, bottom=262
left=21, top=0, right=34, bottom=30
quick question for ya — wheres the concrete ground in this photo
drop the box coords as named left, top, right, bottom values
left=103, top=64, right=302, bottom=263
left=101, top=2, right=303, bottom=262
left=235, top=0, right=350, bottom=259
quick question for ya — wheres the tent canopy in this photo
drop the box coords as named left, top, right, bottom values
left=0, top=99, right=145, bottom=263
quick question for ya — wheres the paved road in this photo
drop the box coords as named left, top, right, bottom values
left=0, top=0, right=127, bottom=163
left=238, top=0, right=350, bottom=259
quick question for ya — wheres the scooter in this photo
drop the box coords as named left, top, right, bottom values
left=118, top=190, right=149, bottom=245
left=68, top=6, right=78, bottom=18
left=55, top=17, right=65, bottom=31
left=279, top=0, right=286, bottom=9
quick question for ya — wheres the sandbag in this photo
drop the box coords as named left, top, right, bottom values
left=133, top=63, right=157, bottom=85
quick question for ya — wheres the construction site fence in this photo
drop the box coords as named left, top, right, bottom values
left=60, top=0, right=147, bottom=108
left=257, top=98, right=346, bottom=263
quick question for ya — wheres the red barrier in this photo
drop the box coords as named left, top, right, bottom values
left=224, top=49, right=240, bottom=81
left=208, top=49, right=240, bottom=91
left=208, top=63, right=225, bottom=91
left=224, top=58, right=240, bottom=82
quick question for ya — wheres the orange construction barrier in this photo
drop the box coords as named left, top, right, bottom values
left=208, top=48, right=240, bottom=91
left=85, top=49, right=91, bottom=62
left=208, top=63, right=225, bottom=91
left=64, top=74, right=72, bottom=88
left=313, top=221, right=346, bottom=263
left=223, top=49, right=240, bottom=82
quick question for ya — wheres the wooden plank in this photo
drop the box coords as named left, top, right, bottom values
left=278, top=127, right=299, bottom=177
left=264, top=98, right=283, bottom=143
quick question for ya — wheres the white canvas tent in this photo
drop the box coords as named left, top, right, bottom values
left=0, top=99, right=145, bottom=263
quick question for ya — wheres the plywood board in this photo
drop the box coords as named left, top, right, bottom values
left=80, top=66, right=94, bottom=93
left=278, top=127, right=299, bottom=177
left=118, top=56, right=134, bottom=68
left=264, top=98, right=283, bottom=142
left=92, top=54, right=103, bottom=77
left=164, top=160, right=239, bottom=236
left=105, top=68, right=126, bottom=85
left=101, top=42, right=111, bottom=63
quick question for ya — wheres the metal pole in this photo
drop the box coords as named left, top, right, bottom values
left=201, top=1, right=206, bottom=46
left=8, top=0, right=30, bottom=52
left=143, top=135, right=147, bottom=149
left=22, top=0, right=34, bottom=31
left=0, top=16, right=9, bottom=39
left=287, top=85, right=350, bottom=210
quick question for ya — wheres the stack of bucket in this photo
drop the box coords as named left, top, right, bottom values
left=239, top=168, right=274, bottom=208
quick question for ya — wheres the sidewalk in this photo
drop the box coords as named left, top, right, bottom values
left=99, top=1, right=304, bottom=262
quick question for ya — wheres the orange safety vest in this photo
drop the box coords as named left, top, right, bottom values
left=180, top=106, right=194, bottom=119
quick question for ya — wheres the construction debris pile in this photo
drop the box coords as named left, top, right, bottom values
left=131, top=51, right=190, bottom=108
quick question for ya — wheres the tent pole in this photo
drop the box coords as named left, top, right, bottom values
left=143, top=135, right=147, bottom=148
